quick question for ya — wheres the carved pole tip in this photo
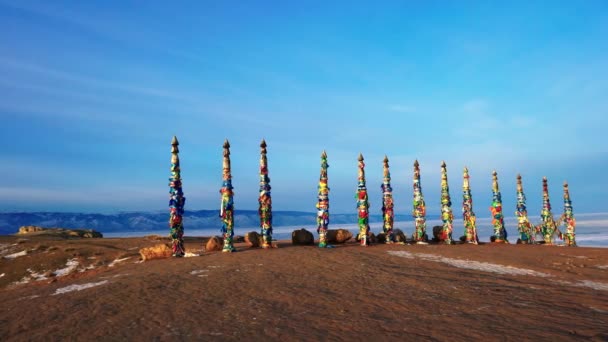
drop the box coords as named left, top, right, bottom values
left=321, top=150, right=327, bottom=158
left=441, top=160, right=446, bottom=167
left=358, top=153, right=364, bottom=161
left=223, top=139, right=230, bottom=149
left=260, top=139, right=266, bottom=148
left=414, top=159, right=419, bottom=167
left=171, top=136, right=179, bottom=145
left=383, top=155, right=388, bottom=163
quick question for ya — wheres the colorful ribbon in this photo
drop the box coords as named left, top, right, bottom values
left=439, top=161, right=454, bottom=244
left=381, top=156, right=395, bottom=243
left=462, top=167, right=478, bottom=244
left=168, top=136, right=186, bottom=257
left=538, top=177, right=559, bottom=245
left=560, top=181, right=576, bottom=246
left=515, top=174, right=534, bottom=244
left=490, top=170, right=508, bottom=243
left=412, top=160, right=427, bottom=243
left=220, top=139, right=236, bottom=252
left=356, top=153, right=370, bottom=246
left=316, top=151, right=330, bottom=248
left=258, top=139, right=273, bottom=248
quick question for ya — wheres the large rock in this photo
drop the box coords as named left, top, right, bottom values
left=245, top=231, right=262, bottom=248
left=234, top=235, right=245, bottom=243
left=139, top=244, right=172, bottom=261
left=292, top=229, right=314, bottom=245
left=376, top=232, right=387, bottom=243
left=205, top=236, right=223, bottom=252
left=394, top=229, right=407, bottom=243
left=355, top=232, right=376, bottom=244
left=432, top=225, right=443, bottom=241
left=327, top=229, right=352, bottom=244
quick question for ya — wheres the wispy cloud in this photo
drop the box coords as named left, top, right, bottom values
left=0, top=57, right=196, bottom=102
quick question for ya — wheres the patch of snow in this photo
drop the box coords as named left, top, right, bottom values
left=53, top=259, right=79, bottom=277
left=53, top=280, right=109, bottom=295
left=0, top=273, right=4, bottom=278
left=108, top=257, right=130, bottom=267
left=4, top=250, right=27, bottom=259
left=190, top=270, right=208, bottom=275
left=28, top=268, right=48, bottom=281
left=597, top=265, right=608, bottom=270
left=184, top=252, right=200, bottom=258
left=198, top=274, right=208, bottom=277
left=576, top=280, right=608, bottom=291
left=388, top=251, right=552, bottom=277
left=207, top=265, right=221, bottom=268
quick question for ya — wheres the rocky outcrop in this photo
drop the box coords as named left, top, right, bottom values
left=326, top=229, right=352, bottom=244
left=245, top=231, right=262, bottom=248
left=205, top=236, right=223, bottom=252
left=17, top=226, right=103, bottom=238
left=292, top=229, right=314, bottom=245
left=139, top=244, right=172, bottom=261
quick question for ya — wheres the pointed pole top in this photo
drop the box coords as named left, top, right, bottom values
left=223, top=139, right=230, bottom=149
left=171, top=136, right=179, bottom=145
left=358, top=153, right=364, bottom=161
left=564, top=181, right=568, bottom=187
left=414, top=159, right=419, bottom=167
left=383, top=155, right=388, bottom=163
left=463, top=166, right=469, bottom=173
left=260, top=139, right=267, bottom=148
left=492, top=170, right=497, bottom=177
left=543, top=176, right=547, bottom=182
left=517, top=173, right=521, bottom=180
left=441, top=160, right=446, bottom=168
left=321, top=150, right=327, bottom=158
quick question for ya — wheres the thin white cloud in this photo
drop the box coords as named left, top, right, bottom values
left=0, top=57, right=195, bottom=102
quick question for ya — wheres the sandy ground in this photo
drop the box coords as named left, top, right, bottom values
left=1, top=235, right=607, bottom=341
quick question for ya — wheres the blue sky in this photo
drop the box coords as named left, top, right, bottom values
left=0, top=1, right=606, bottom=217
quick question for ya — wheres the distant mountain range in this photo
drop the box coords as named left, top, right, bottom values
left=0, top=210, right=439, bottom=235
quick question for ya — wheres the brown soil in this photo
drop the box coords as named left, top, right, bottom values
left=1, top=236, right=607, bottom=341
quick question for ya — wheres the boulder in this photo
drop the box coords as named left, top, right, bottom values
left=355, top=231, right=376, bottom=244
left=376, top=232, right=387, bottom=243
left=234, top=235, right=245, bottom=243
left=369, top=232, right=377, bottom=244
left=394, top=229, right=407, bottom=243
left=292, top=229, right=314, bottom=245
left=432, top=225, right=443, bottom=241
left=327, top=229, right=353, bottom=244
left=205, top=236, right=223, bottom=252
left=245, top=231, right=262, bottom=248
left=139, top=244, right=172, bottom=261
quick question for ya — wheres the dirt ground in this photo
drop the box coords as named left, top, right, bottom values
left=1, top=235, right=607, bottom=341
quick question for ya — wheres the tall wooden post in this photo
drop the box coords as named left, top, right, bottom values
left=220, top=139, right=236, bottom=252
left=258, top=139, right=273, bottom=248
left=462, top=167, right=478, bottom=244
left=168, top=136, right=186, bottom=257
left=356, top=153, right=370, bottom=246
left=316, top=151, right=330, bottom=248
